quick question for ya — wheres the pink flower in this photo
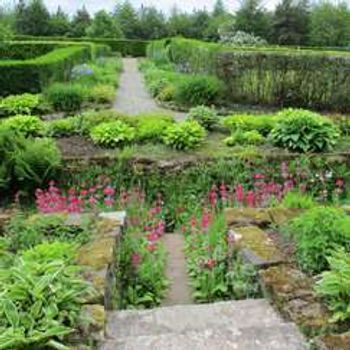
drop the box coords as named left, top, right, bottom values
left=103, top=186, right=115, bottom=196
left=80, top=189, right=88, bottom=197
left=235, top=184, right=245, bottom=203
left=205, top=259, right=216, bottom=269
left=254, top=173, right=265, bottom=180
left=131, top=253, right=142, bottom=267
left=104, top=198, right=114, bottom=207
left=89, top=196, right=97, bottom=205
left=336, top=178, right=344, bottom=187
left=246, top=191, right=255, bottom=207
left=147, top=243, right=157, bottom=252
left=209, top=185, right=217, bottom=209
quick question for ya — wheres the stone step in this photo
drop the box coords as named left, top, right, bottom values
left=101, top=323, right=307, bottom=350
left=105, top=299, right=284, bottom=339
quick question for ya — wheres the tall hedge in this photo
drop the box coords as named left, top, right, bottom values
left=14, top=35, right=148, bottom=57
left=148, top=38, right=350, bottom=112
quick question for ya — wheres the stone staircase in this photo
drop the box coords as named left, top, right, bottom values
left=100, top=299, right=308, bottom=350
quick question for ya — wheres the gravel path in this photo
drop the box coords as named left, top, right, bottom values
left=113, top=58, right=186, bottom=121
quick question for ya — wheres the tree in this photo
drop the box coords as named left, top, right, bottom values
left=114, top=1, right=140, bottom=39
left=234, top=0, right=271, bottom=39
left=272, top=0, right=310, bottom=45
left=167, top=5, right=193, bottom=37
left=15, top=0, right=50, bottom=36
left=309, top=1, right=350, bottom=47
left=86, top=10, right=123, bottom=38
left=69, top=6, right=91, bottom=37
left=213, top=0, right=226, bottom=17
left=138, top=6, right=168, bottom=39
left=187, top=9, right=211, bottom=39
left=49, top=6, right=70, bottom=36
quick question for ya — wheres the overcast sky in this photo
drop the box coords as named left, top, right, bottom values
left=40, top=0, right=279, bottom=15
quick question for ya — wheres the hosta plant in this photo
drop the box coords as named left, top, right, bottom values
left=0, top=93, right=40, bottom=116
left=90, top=120, right=135, bottom=148
left=224, top=130, right=264, bottom=146
left=187, top=105, right=219, bottom=130
left=269, top=109, right=340, bottom=153
left=163, top=120, right=206, bottom=150
left=315, top=249, right=350, bottom=324
left=45, top=117, right=80, bottom=137
left=1, top=115, right=44, bottom=137
left=0, top=241, right=93, bottom=350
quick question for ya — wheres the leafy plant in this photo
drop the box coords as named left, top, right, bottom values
left=224, top=130, right=264, bottom=146
left=45, top=83, right=87, bottom=112
left=269, top=109, right=340, bottom=153
left=187, top=105, right=219, bottom=130
left=134, top=113, right=174, bottom=142
left=1, top=115, right=44, bottom=137
left=13, top=138, right=61, bottom=192
left=89, top=84, right=115, bottom=104
left=0, top=93, right=40, bottom=116
left=45, top=117, right=80, bottom=138
left=90, top=120, right=135, bottom=148
left=0, top=242, right=92, bottom=350
left=163, top=120, right=206, bottom=150
left=280, top=191, right=316, bottom=209
left=80, top=109, right=132, bottom=135
left=175, top=75, right=224, bottom=107
left=286, top=207, right=350, bottom=274
left=315, top=249, right=350, bottom=324
left=222, top=114, right=277, bottom=136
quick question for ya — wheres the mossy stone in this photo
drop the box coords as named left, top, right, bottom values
left=224, top=208, right=271, bottom=227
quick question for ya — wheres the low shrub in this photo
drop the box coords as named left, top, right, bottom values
left=45, top=117, right=80, bottom=137
left=222, top=114, right=277, bottom=136
left=0, top=115, right=44, bottom=137
left=280, top=191, right=316, bottom=209
left=89, top=84, right=115, bottom=104
left=174, top=75, right=224, bottom=107
left=134, top=114, right=175, bottom=142
left=315, top=249, right=350, bottom=324
left=224, top=130, right=264, bottom=147
left=0, top=93, right=40, bottom=116
left=157, top=85, right=176, bottom=102
left=187, top=105, right=219, bottom=130
left=44, top=83, right=87, bottom=112
left=286, top=207, right=350, bottom=274
left=90, top=120, right=135, bottom=148
left=270, top=109, right=340, bottom=153
left=163, top=120, right=207, bottom=150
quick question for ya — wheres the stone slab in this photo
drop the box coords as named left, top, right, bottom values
left=101, top=323, right=307, bottom=350
left=99, top=211, right=126, bottom=226
left=267, top=208, right=303, bottom=226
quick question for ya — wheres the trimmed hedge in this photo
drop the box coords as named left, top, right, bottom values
left=0, top=47, right=90, bottom=96
left=148, top=38, right=350, bottom=112
left=15, top=35, right=148, bottom=57
left=0, top=42, right=58, bottom=60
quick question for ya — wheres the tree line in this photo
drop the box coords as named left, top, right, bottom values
left=0, top=0, right=350, bottom=47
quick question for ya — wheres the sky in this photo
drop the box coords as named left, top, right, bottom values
left=39, top=0, right=279, bottom=15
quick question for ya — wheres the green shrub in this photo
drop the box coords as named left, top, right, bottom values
left=163, top=120, right=207, bottom=150
left=224, top=130, right=264, bottom=146
left=187, top=105, right=219, bottom=130
left=13, top=138, right=61, bottom=192
left=0, top=93, right=40, bottom=116
left=158, top=85, right=176, bottom=102
left=286, top=207, right=350, bottom=274
left=1, top=115, right=44, bottom=137
left=89, top=84, right=115, bottom=104
left=0, top=241, right=92, bottom=350
left=270, top=109, right=340, bottom=153
left=222, top=114, right=277, bottom=136
left=135, top=113, right=175, bottom=142
left=315, top=249, right=350, bottom=324
left=44, top=83, right=86, bottom=112
left=280, top=191, right=316, bottom=209
left=45, top=117, right=80, bottom=137
left=175, top=75, right=224, bottom=107
left=80, top=109, right=133, bottom=135
left=90, top=120, right=135, bottom=148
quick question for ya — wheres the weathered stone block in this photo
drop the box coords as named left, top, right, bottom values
left=316, top=333, right=350, bottom=350
left=234, top=226, right=285, bottom=267
left=260, top=265, right=329, bottom=335
left=79, top=304, right=106, bottom=341
left=224, top=208, right=271, bottom=227
left=267, top=208, right=303, bottom=226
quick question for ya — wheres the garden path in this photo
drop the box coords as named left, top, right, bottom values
left=113, top=58, right=186, bottom=121
left=162, top=233, right=192, bottom=306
